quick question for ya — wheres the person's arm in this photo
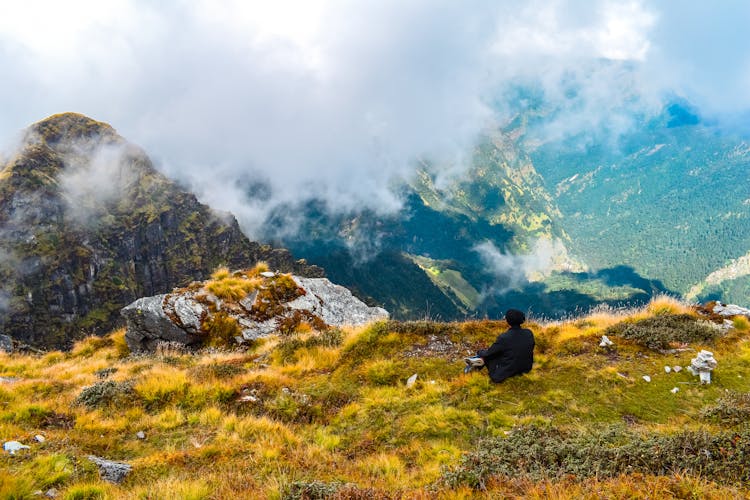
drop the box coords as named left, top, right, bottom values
left=478, top=333, right=508, bottom=360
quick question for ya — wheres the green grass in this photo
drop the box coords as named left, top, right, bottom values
left=1, top=299, right=749, bottom=497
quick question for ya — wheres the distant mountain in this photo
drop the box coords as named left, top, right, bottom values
left=273, top=129, right=666, bottom=320
left=527, top=102, right=750, bottom=305
left=0, top=113, right=321, bottom=349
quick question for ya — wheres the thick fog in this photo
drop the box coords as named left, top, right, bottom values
left=1, top=1, right=749, bottom=237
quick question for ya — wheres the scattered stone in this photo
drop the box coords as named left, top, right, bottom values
left=642, top=375, right=651, bottom=382
left=0, top=334, right=13, bottom=353
left=688, top=350, right=717, bottom=384
left=406, top=374, right=418, bottom=387
left=136, top=431, right=146, bottom=440
left=0, top=377, right=19, bottom=384
left=671, top=387, right=679, bottom=394
left=599, top=335, right=614, bottom=347
left=712, top=302, right=750, bottom=317
left=664, top=366, right=672, bottom=373
left=260, top=271, right=276, bottom=278
left=407, top=335, right=458, bottom=359
left=45, top=488, right=58, bottom=498
left=88, top=455, right=132, bottom=484
left=672, top=365, right=682, bottom=373
left=34, top=434, right=45, bottom=443
left=3, top=441, right=30, bottom=454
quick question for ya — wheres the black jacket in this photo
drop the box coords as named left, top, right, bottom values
left=478, top=326, right=535, bottom=383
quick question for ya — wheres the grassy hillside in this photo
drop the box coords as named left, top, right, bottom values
left=2, top=297, right=750, bottom=498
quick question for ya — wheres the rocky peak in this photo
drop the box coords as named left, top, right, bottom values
left=0, top=113, right=322, bottom=349
left=27, top=112, right=118, bottom=147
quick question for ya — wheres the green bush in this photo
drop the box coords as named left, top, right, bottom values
left=282, top=481, right=390, bottom=500
left=386, top=320, right=460, bottom=337
left=282, top=481, right=345, bottom=500
left=441, top=425, right=750, bottom=489
left=605, top=314, right=720, bottom=350
left=700, top=391, right=750, bottom=425
left=74, top=380, right=135, bottom=409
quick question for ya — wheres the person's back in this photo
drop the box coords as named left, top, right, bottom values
left=476, top=309, right=535, bottom=383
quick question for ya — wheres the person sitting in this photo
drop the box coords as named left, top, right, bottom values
left=465, top=309, right=535, bottom=383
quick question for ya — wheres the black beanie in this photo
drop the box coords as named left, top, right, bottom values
left=505, top=309, right=525, bottom=326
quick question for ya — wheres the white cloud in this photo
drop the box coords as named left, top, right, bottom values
left=0, top=1, right=748, bottom=238
left=474, top=238, right=572, bottom=292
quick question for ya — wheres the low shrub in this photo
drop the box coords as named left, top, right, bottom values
left=190, top=362, right=246, bottom=380
left=74, top=380, right=135, bottom=409
left=282, top=481, right=393, bottom=500
left=441, top=425, right=750, bottom=489
left=700, top=391, right=750, bottom=425
left=201, top=312, right=241, bottom=347
left=605, top=314, right=720, bottom=350
left=386, top=320, right=460, bottom=337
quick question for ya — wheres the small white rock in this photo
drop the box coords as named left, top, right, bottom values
left=260, top=271, right=276, bottom=278
left=3, top=441, right=30, bottom=454
left=670, top=387, right=679, bottom=394
left=664, top=366, right=672, bottom=373
left=34, top=434, right=45, bottom=443
left=406, top=373, right=418, bottom=387
left=136, top=431, right=146, bottom=440
left=672, top=366, right=682, bottom=373
left=599, top=335, right=614, bottom=347
left=642, top=375, right=651, bottom=382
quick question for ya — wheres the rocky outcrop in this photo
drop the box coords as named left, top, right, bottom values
left=0, top=113, right=322, bottom=349
left=88, top=455, right=132, bottom=484
left=712, top=302, right=750, bottom=317
left=121, top=270, right=388, bottom=353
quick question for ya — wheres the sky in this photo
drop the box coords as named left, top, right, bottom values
left=1, top=0, right=749, bottom=237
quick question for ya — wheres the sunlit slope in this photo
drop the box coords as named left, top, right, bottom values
left=2, top=298, right=750, bottom=498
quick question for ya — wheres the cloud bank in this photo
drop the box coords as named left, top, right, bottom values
left=1, top=1, right=749, bottom=236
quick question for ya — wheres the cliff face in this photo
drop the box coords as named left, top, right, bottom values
left=0, top=113, right=321, bottom=349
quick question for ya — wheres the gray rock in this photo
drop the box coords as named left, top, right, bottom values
left=3, top=441, right=30, bottom=454
left=121, top=295, right=203, bottom=353
left=688, top=350, right=717, bottom=384
left=0, top=334, right=13, bottom=353
left=136, top=431, right=146, bottom=440
left=239, top=290, right=259, bottom=312
left=287, top=276, right=389, bottom=326
left=712, top=302, right=750, bottom=317
left=170, top=295, right=206, bottom=333
left=121, top=274, right=389, bottom=353
left=45, top=488, right=58, bottom=498
left=88, top=455, right=132, bottom=484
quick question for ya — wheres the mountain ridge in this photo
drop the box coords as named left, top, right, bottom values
left=0, top=113, right=321, bottom=349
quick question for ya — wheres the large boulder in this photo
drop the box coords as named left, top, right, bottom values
left=121, top=270, right=388, bottom=353
left=121, top=295, right=205, bottom=352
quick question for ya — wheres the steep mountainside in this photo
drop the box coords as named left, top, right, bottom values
left=528, top=104, right=750, bottom=305
left=0, top=113, right=321, bottom=349
left=275, top=130, right=662, bottom=320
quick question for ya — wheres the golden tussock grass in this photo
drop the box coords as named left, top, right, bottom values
left=2, top=304, right=750, bottom=497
